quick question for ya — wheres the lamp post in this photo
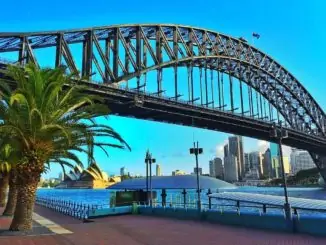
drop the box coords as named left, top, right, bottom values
left=145, top=150, right=155, bottom=207
left=190, top=141, right=203, bottom=212
left=270, top=123, right=291, bottom=220
left=145, top=151, right=149, bottom=194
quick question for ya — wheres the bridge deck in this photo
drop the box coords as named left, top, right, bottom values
left=209, top=192, right=326, bottom=211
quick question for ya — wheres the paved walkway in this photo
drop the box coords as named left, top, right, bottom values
left=1, top=206, right=326, bottom=244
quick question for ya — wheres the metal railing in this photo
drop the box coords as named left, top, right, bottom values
left=142, top=189, right=326, bottom=217
left=35, top=197, right=100, bottom=220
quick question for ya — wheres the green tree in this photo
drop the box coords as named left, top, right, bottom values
left=0, top=64, right=130, bottom=231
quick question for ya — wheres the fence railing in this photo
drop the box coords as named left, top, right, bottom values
left=35, top=197, right=101, bottom=220
left=36, top=189, right=326, bottom=220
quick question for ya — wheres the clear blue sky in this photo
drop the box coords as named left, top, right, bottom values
left=1, top=0, right=326, bottom=177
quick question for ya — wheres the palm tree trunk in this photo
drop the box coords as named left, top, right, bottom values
left=9, top=179, right=38, bottom=231
left=3, top=170, right=18, bottom=216
left=9, top=162, right=42, bottom=231
left=0, top=174, right=9, bottom=207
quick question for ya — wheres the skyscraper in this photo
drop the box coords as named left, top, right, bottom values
left=290, top=149, right=315, bottom=174
left=156, top=164, right=161, bottom=176
left=209, top=157, right=224, bottom=179
left=270, top=143, right=279, bottom=161
left=262, top=148, right=272, bottom=178
left=228, top=136, right=245, bottom=180
left=224, top=144, right=229, bottom=157
left=224, top=155, right=238, bottom=182
left=214, top=157, right=224, bottom=179
left=244, top=153, right=250, bottom=173
left=249, top=151, right=263, bottom=177
left=209, top=160, right=215, bottom=177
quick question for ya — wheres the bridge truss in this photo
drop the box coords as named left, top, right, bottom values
left=0, top=24, right=326, bottom=180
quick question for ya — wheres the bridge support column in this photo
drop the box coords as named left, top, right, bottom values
left=310, top=153, right=326, bottom=184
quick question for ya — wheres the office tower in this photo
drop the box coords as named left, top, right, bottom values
left=224, top=144, right=229, bottom=158
left=224, top=155, right=238, bottom=182
left=209, top=157, right=224, bottom=179
left=209, top=160, right=215, bottom=177
left=156, top=164, right=161, bottom=176
left=228, top=136, right=245, bottom=180
left=244, top=153, right=250, bottom=173
left=214, top=157, right=224, bottom=179
left=262, top=148, right=272, bottom=178
left=249, top=151, right=263, bottom=178
left=290, top=149, right=315, bottom=174
left=282, top=157, right=291, bottom=174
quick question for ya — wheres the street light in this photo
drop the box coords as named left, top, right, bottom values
left=270, top=123, right=291, bottom=220
left=190, top=141, right=203, bottom=212
left=145, top=150, right=156, bottom=207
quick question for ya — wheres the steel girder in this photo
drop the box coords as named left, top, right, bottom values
left=0, top=24, right=325, bottom=138
left=1, top=24, right=326, bottom=178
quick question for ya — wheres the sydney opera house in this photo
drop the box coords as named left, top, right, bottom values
left=56, top=162, right=121, bottom=189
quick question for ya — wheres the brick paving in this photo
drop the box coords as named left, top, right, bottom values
left=0, top=206, right=326, bottom=244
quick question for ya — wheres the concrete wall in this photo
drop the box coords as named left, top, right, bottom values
left=88, top=206, right=132, bottom=218
left=138, top=206, right=326, bottom=236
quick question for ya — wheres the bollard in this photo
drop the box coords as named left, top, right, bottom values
left=182, top=189, right=187, bottom=208
left=236, top=201, right=240, bottom=212
left=206, top=189, right=212, bottom=209
left=161, top=189, right=167, bottom=207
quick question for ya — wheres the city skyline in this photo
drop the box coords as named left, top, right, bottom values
left=5, top=1, right=324, bottom=179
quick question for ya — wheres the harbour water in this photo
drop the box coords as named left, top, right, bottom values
left=36, top=186, right=326, bottom=208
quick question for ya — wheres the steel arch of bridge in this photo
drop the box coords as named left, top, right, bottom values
left=1, top=24, right=326, bottom=179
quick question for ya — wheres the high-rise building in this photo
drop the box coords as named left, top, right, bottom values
left=214, top=157, right=224, bottom=179
left=271, top=157, right=280, bottom=178
left=224, top=155, right=238, bottom=182
left=271, top=156, right=291, bottom=178
left=156, top=164, right=161, bottom=176
left=262, top=148, right=272, bottom=178
left=270, top=143, right=279, bottom=161
left=209, top=160, right=215, bottom=177
left=290, top=149, right=315, bottom=174
left=244, top=153, right=250, bottom=174
left=283, top=157, right=291, bottom=174
left=194, top=167, right=203, bottom=175
left=120, top=167, right=127, bottom=176
left=228, top=136, right=245, bottom=180
left=209, top=157, right=224, bottom=179
left=224, top=144, right=229, bottom=158
left=249, top=151, right=263, bottom=177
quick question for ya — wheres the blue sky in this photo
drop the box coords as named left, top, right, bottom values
left=1, top=0, right=326, bottom=177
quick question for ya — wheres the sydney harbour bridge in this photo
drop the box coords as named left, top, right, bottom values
left=0, top=24, right=326, bottom=180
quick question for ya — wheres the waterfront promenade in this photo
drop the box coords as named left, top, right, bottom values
left=1, top=206, right=326, bottom=245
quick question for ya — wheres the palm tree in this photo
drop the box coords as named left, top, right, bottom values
left=0, top=161, right=10, bottom=207
left=0, top=144, right=21, bottom=216
left=0, top=64, right=130, bottom=231
left=2, top=168, right=17, bottom=216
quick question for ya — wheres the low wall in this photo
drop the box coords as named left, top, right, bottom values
left=138, top=206, right=326, bottom=236
left=294, top=215, right=326, bottom=236
left=88, top=206, right=132, bottom=218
